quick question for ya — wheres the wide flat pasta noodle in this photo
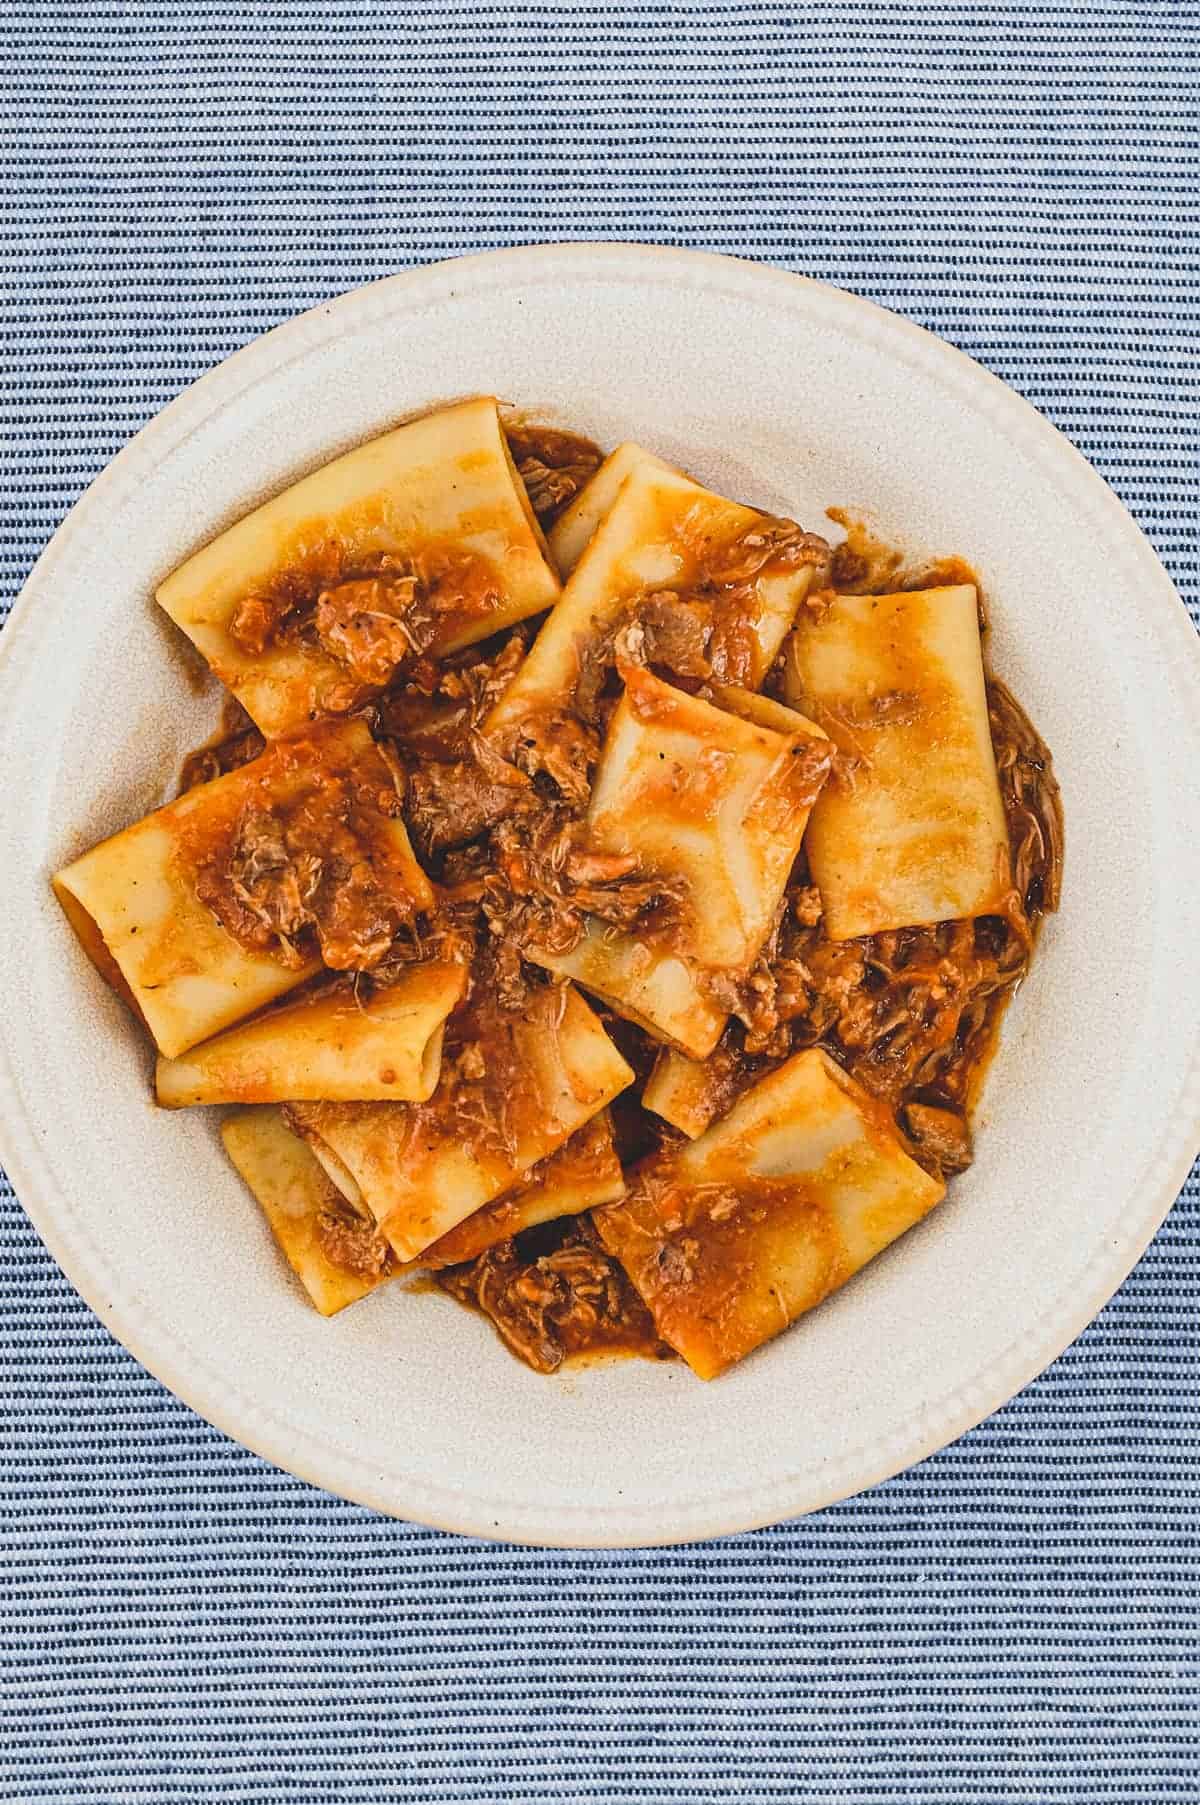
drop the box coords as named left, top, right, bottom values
left=486, top=460, right=821, bottom=744
left=155, top=961, right=465, bottom=1106
left=54, top=719, right=429, bottom=1058
left=157, top=397, right=561, bottom=736
left=288, top=983, right=634, bottom=1262
left=546, top=441, right=683, bottom=575
left=532, top=671, right=829, bottom=1057
left=530, top=921, right=728, bottom=1061
left=595, top=1047, right=944, bottom=1378
left=588, top=667, right=830, bottom=973
left=222, top=1107, right=397, bottom=1317
left=641, top=1046, right=724, bottom=1139
left=784, top=584, right=1011, bottom=939
left=407, top=1111, right=625, bottom=1269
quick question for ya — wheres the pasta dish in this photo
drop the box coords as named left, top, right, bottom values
left=54, top=397, right=1062, bottom=1379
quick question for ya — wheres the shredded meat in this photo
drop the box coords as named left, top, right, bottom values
left=176, top=722, right=263, bottom=794
left=569, top=594, right=717, bottom=721
left=700, top=515, right=832, bottom=591
left=699, top=515, right=832, bottom=684
left=901, top=1102, right=974, bottom=1180
left=215, top=807, right=323, bottom=963
left=698, top=901, right=793, bottom=1059
left=228, top=548, right=500, bottom=690
left=194, top=745, right=422, bottom=970
left=371, top=881, right=482, bottom=982
left=229, top=590, right=291, bottom=658
left=826, top=511, right=983, bottom=604
left=380, top=632, right=533, bottom=854
left=436, top=632, right=528, bottom=719
left=506, top=710, right=599, bottom=808
left=316, top=1203, right=397, bottom=1280
left=505, top=424, right=603, bottom=526
left=776, top=906, right=1028, bottom=1111
left=989, top=676, right=1063, bottom=916
left=314, top=574, right=421, bottom=686
left=438, top=1216, right=671, bottom=1373
left=406, top=734, right=535, bottom=860
left=588, top=594, right=716, bottom=695
left=574, top=628, right=630, bottom=727
left=378, top=630, right=529, bottom=762
left=484, top=929, right=531, bottom=1014
left=637, top=592, right=713, bottom=677
left=482, top=809, right=679, bottom=976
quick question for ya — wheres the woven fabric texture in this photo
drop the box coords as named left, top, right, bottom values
left=2, top=4, right=1198, bottom=1801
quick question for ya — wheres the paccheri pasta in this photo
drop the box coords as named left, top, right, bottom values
left=155, top=960, right=466, bottom=1106
left=158, top=397, right=562, bottom=737
left=284, top=982, right=633, bottom=1263
left=55, top=402, right=1062, bottom=1379
left=546, top=441, right=682, bottom=575
left=54, top=717, right=430, bottom=1058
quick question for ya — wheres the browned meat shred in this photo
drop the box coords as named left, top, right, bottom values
left=482, top=809, right=680, bottom=973
left=637, top=592, right=714, bottom=677
left=406, top=734, right=536, bottom=860
left=229, top=591, right=291, bottom=658
left=193, top=752, right=422, bottom=971
left=901, top=1103, right=974, bottom=1179
left=385, top=634, right=542, bottom=860
left=700, top=516, right=832, bottom=590
left=435, top=631, right=528, bottom=718
left=507, top=711, right=600, bottom=808
left=370, top=881, right=482, bottom=982
left=316, top=1203, right=397, bottom=1280
left=505, top=424, right=603, bottom=526
left=826, top=510, right=982, bottom=602
left=989, top=675, right=1063, bottom=916
left=379, top=631, right=528, bottom=760
left=438, top=1216, right=673, bottom=1373
left=178, top=701, right=266, bottom=793
left=212, top=807, right=323, bottom=964
left=788, top=911, right=1031, bottom=1109
left=314, top=574, right=421, bottom=686
left=227, top=548, right=501, bottom=691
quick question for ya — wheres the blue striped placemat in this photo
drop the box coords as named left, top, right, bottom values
left=2, top=5, right=1197, bottom=1800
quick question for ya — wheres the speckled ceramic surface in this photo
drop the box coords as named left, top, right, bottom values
left=1, top=244, right=1198, bottom=1547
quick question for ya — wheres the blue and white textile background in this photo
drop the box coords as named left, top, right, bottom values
left=2, top=6, right=1197, bottom=1801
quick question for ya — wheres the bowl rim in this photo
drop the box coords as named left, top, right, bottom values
left=2, top=241, right=1199, bottom=1546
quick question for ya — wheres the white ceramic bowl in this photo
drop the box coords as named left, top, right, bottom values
left=2, top=244, right=1198, bottom=1546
